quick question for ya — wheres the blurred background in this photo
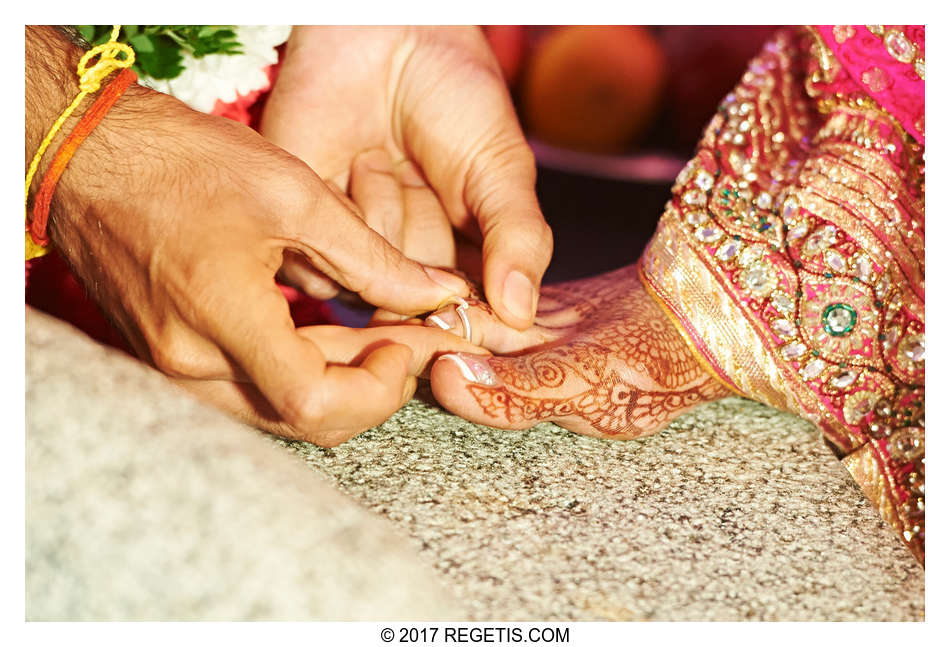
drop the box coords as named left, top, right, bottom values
left=481, top=25, right=777, bottom=281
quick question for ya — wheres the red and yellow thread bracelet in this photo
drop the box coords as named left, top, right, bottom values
left=25, top=25, right=136, bottom=260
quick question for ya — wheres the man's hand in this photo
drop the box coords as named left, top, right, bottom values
left=26, top=26, right=477, bottom=445
left=261, top=26, right=553, bottom=330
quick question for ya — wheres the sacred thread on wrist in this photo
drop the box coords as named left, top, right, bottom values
left=25, top=25, right=136, bottom=260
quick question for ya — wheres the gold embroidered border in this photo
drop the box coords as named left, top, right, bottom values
left=841, top=443, right=922, bottom=563
left=641, top=215, right=862, bottom=452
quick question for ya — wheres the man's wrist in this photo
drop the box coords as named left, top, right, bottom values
left=25, top=26, right=176, bottom=250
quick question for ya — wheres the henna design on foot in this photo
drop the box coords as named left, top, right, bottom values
left=441, top=265, right=730, bottom=439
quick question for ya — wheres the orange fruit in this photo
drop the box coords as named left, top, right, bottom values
left=520, top=26, right=666, bottom=154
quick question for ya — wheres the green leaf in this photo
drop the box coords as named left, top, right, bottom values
left=70, top=25, right=244, bottom=80
left=128, top=33, right=154, bottom=54
left=134, top=36, right=185, bottom=79
left=76, top=25, right=95, bottom=43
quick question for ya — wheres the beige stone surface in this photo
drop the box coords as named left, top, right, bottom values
left=26, top=309, right=461, bottom=621
left=280, top=391, right=925, bottom=621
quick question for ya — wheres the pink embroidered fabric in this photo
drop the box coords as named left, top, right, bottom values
left=641, top=26, right=925, bottom=563
left=814, top=25, right=924, bottom=143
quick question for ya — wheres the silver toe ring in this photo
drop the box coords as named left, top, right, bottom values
left=435, top=296, right=472, bottom=342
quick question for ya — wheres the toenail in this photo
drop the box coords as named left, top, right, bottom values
left=438, top=353, right=498, bottom=386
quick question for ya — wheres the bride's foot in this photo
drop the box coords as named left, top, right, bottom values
left=426, top=265, right=731, bottom=439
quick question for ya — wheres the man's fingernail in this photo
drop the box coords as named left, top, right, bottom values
left=425, top=307, right=460, bottom=333
left=424, top=266, right=470, bottom=296
left=438, top=353, right=498, bottom=386
left=502, top=270, right=535, bottom=323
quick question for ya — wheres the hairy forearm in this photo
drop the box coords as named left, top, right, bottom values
left=24, top=26, right=181, bottom=258
left=25, top=26, right=83, bottom=170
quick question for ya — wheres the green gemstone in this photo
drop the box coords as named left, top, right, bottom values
left=822, top=303, right=857, bottom=337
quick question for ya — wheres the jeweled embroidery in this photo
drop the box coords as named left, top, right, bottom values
left=655, top=27, right=924, bottom=561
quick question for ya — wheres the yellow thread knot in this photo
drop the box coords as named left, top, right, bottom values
left=77, top=40, right=135, bottom=92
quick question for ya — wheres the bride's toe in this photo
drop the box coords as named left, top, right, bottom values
left=424, top=299, right=550, bottom=353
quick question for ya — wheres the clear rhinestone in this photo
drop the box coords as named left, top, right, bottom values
left=733, top=133, right=746, bottom=145
left=824, top=249, right=847, bottom=273
left=854, top=254, right=874, bottom=282
left=781, top=342, right=807, bottom=360
left=802, top=234, right=826, bottom=256
left=802, top=226, right=836, bottom=256
left=771, top=292, right=795, bottom=314
left=883, top=327, right=899, bottom=350
left=787, top=221, right=810, bottom=240
left=738, top=120, right=751, bottom=133
left=738, top=102, right=753, bottom=116
left=738, top=246, right=763, bottom=267
left=756, top=193, right=773, bottom=210
left=683, top=189, right=707, bottom=207
left=676, top=162, right=696, bottom=187
left=914, top=58, right=925, bottom=80
left=830, top=370, right=857, bottom=389
left=771, top=318, right=796, bottom=337
left=884, top=30, right=916, bottom=63
left=781, top=195, right=799, bottom=221
left=822, top=303, right=857, bottom=336
left=899, top=334, right=925, bottom=364
left=741, top=263, right=777, bottom=297
left=889, top=427, right=924, bottom=462
left=802, top=358, right=827, bottom=380
left=716, top=239, right=743, bottom=261
left=729, top=150, right=751, bottom=175
left=875, top=273, right=891, bottom=298
left=844, top=391, right=879, bottom=425
left=695, top=226, right=723, bottom=244
left=694, top=170, right=715, bottom=192
left=866, top=25, right=885, bottom=36
left=685, top=210, right=708, bottom=226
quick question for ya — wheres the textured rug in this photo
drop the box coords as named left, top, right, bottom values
left=278, top=391, right=924, bottom=621
left=26, top=309, right=924, bottom=620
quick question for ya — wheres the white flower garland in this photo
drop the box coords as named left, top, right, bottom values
left=139, top=25, right=292, bottom=113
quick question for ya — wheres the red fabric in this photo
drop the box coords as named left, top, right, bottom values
left=26, top=52, right=338, bottom=352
